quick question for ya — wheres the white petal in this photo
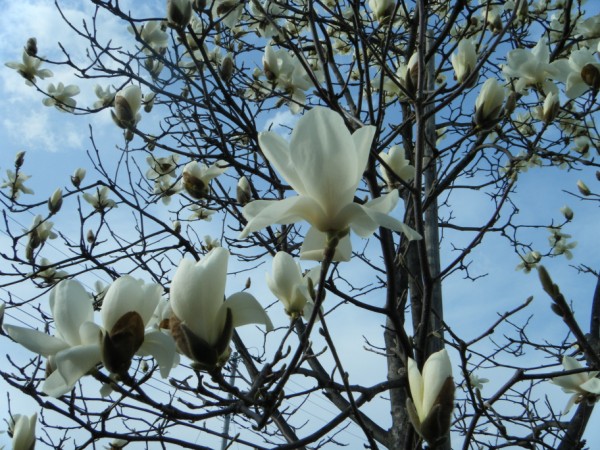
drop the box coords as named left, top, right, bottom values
left=43, top=344, right=102, bottom=397
left=4, top=324, right=68, bottom=356
left=289, top=107, right=359, bottom=214
left=240, top=196, right=323, bottom=238
left=421, top=349, right=453, bottom=420
left=258, top=132, right=306, bottom=194
left=101, top=276, right=162, bottom=331
left=222, top=292, right=273, bottom=332
left=299, top=227, right=352, bottom=262
left=407, top=357, right=426, bottom=422
left=138, top=330, right=178, bottom=378
left=50, top=279, right=94, bottom=346
left=170, top=248, right=229, bottom=341
left=580, top=377, right=600, bottom=395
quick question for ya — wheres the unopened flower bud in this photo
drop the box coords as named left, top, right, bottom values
left=220, top=53, right=234, bottom=82
left=48, top=188, right=63, bottom=214
left=193, top=0, right=206, bottom=12
left=560, top=205, right=573, bottom=221
left=15, top=151, right=26, bottom=168
left=124, top=128, right=134, bottom=142
left=245, top=277, right=251, bottom=289
left=173, top=220, right=181, bottom=233
left=71, top=168, right=86, bottom=187
left=577, top=180, right=591, bottom=196
left=236, top=176, right=251, bottom=205
left=167, top=0, right=193, bottom=28
left=474, top=78, right=505, bottom=130
left=112, top=85, right=142, bottom=129
left=581, top=64, right=600, bottom=90
left=143, top=92, right=156, bottom=113
left=542, top=92, right=559, bottom=124
left=25, top=37, right=38, bottom=56
left=87, top=229, right=96, bottom=244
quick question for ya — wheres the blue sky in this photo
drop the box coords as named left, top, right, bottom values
left=0, top=1, right=599, bottom=448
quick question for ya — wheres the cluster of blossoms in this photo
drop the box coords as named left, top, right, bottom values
left=3, top=247, right=272, bottom=396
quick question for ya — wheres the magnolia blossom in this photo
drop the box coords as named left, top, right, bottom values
left=71, top=168, right=86, bottom=188
left=4, top=280, right=103, bottom=397
left=406, top=349, right=455, bottom=445
left=128, top=21, right=168, bottom=54
left=212, top=0, right=244, bottom=29
left=27, top=214, right=57, bottom=244
left=474, top=78, right=505, bottom=130
left=541, top=91, right=560, bottom=123
left=48, top=188, right=63, bottom=214
left=557, top=48, right=600, bottom=98
left=560, top=205, right=574, bottom=221
left=182, top=161, right=228, bottom=199
left=42, top=82, right=80, bottom=112
left=169, top=248, right=273, bottom=368
left=451, top=39, right=478, bottom=87
left=146, top=155, right=179, bottom=181
left=33, top=257, right=68, bottom=283
left=237, top=176, right=251, bottom=205
left=515, top=250, right=541, bottom=273
left=167, top=0, right=193, bottom=28
left=100, top=276, right=177, bottom=377
left=93, top=84, right=116, bottom=108
left=551, top=356, right=600, bottom=413
left=5, top=50, right=53, bottom=85
left=381, top=53, right=418, bottom=99
left=10, top=413, right=37, bottom=450
left=368, top=0, right=395, bottom=23
left=1, top=169, right=34, bottom=199
left=379, top=145, right=415, bottom=188
left=111, top=85, right=142, bottom=129
left=188, top=205, right=215, bottom=221
left=263, top=44, right=313, bottom=114
left=239, top=107, right=420, bottom=262
left=502, top=38, right=566, bottom=94
left=266, top=252, right=320, bottom=318
left=83, top=186, right=117, bottom=210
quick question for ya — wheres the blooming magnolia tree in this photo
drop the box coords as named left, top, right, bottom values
left=1, top=0, right=599, bottom=449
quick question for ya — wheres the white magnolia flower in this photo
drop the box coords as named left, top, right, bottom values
left=541, top=91, right=560, bottom=123
left=4, top=280, right=103, bottom=397
left=111, top=85, right=142, bottom=129
left=188, top=205, right=215, bottom=221
left=27, top=214, right=57, bottom=244
left=515, top=250, right=541, bottom=273
left=406, top=349, right=455, bottom=445
left=100, top=276, right=177, bottom=377
left=379, top=145, right=415, bottom=188
left=502, top=38, right=566, bottom=94
left=468, top=373, right=489, bottom=391
left=10, top=413, right=37, bottom=450
left=71, top=168, right=86, bottom=188
left=182, top=160, right=228, bottom=199
left=48, top=188, right=63, bottom=214
left=560, top=205, right=574, bottom=221
left=381, top=53, right=418, bottom=99
left=559, top=48, right=600, bottom=98
left=451, top=39, right=478, bottom=87
left=237, top=176, right=251, bottom=205
left=34, top=257, right=68, bottom=283
left=42, top=82, right=80, bottom=112
left=212, top=0, right=244, bottom=29
left=474, top=78, right=505, bottom=130
left=146, top=155, right=179, bottom=181
left=128, top=21, right=169, bottom=54
left=167, top=0, right=193, bottom=28
left=93, top=84, right=116, bottom=108
left=239, top=107, right=420, bottom=262
left=1, top=170, right=34, bottom=199
left=5, top=50, right=53, bottom=85
left=551, top=356, right=600, bottom=414
left=169, top=248, right=273, bottom=368
left=368, top=0, right=395, bottom=23
left=266, top=252, right=320, bottom=318
left=83, top=186, right=117, bottom=210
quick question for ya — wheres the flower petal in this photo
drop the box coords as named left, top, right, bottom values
left=258, top=132, right=306, bottom=194
left=222, top=291, right=273, bottom=332
left=299, top=227, right=352, bottom=261
left=4, top=324, right=68, bottom=356
left=138, top=330, right=177, bottom=378
left=50, top=279, right=94, bottom=346
left=43, top=344, right=102, bottom=397
left=421, top=349, right=453, bottom=421
left=407, top=357, right=426, bottom=422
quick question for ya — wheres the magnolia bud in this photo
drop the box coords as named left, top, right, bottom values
left=48, top=188, right=63, bottom=214
left=577, top=180, right=591, bottom=196
left=560, top=205, right=573, bottom=221
left=474, top=78, right=505, bottom=130
left=143, top=92, right=156, bottom=113
left=87, top=229, right=96, bottom=244
left=71, top=168, right=86, bottom=188
left=236, top=176, right=251, bottom=205
left=581, top=64, right=600, bottom=90
left=245, top=277, right=251, bottom=289
left=167, top=0, right=193, bottom=29
left=173, top=220, right=181, bottom=233
left=542, top=92, right=559, bottom=124
left=220, top=53, right=234, bottom=82
left=15, top=151, right=26, bottom=168
left=25, top=37, right=38, bottom=56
